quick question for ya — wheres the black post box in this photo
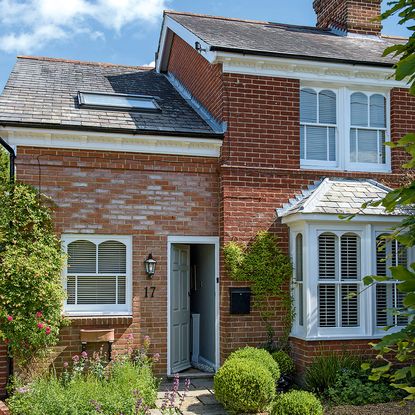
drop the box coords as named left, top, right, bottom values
left=229, top=287, right=251, bottom=314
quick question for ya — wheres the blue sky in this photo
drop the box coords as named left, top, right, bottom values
left=0, top=0, right=410, bottom=92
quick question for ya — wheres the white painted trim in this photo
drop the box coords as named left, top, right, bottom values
left=157, top=15, right=216, bottom=72
left=282, top=213, right=406, bottom=225
left=167, top=236, right=220, bottom=376
left=216, top=52, right=407, bottom=88
left=61, top=234, right=133, bottom=316
left=0, top=126, right=222, bottom=158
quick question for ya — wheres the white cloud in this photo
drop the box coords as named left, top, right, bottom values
left=142, top=60, right=155, bottom=67
left=0, top=0, right=167, bottom=53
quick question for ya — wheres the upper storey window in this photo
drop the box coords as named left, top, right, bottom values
left=78, top=92, right=160, bottom=113
left=300, top=87, right=390, bottom=173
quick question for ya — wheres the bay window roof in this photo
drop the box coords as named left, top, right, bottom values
left=277, top=178, right=409, bottom=218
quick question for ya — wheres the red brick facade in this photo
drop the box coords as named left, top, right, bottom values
left=313, top=0, right=382, bottom=35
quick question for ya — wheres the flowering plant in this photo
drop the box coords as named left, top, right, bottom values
left=0, top=182, right=66, bottom=363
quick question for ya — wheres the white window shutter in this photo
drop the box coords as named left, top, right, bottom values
left=77, top=276, right=117, bottom=304
left=341, top=284, right=359, bottom=327
left=340, top=233, right=360, bottom=280
left=98, top=240, right=127, bottom=273
left=319, top=90, right=336, bottom=124
left=67, top=276, right=76, bottom=305
left=319, top=284, right=336, bottom=327
left=295, top=234, right=303, bottom=282
left=300, top=88, right=317, bottom=123
left=319, top=233, right=337, bottom=279
left=351, top=92, right=368, bottom=127
left=376, top=284, right=388, bottom=326
left=67, top=240, right=97, bottom=273
left=370, top=94, right=386, bottom=128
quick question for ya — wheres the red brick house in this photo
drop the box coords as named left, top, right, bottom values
left=0, top=0, right=414, bottom=392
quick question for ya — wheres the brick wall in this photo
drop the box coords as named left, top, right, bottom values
left=313, top=0, right=381, bottom=35
left=168, top=34, right=224, bottom=122
left=14, top=147, right=219, bottom=374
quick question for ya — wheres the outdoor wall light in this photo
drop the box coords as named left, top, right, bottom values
left=144, top=253, right=157, bottom=278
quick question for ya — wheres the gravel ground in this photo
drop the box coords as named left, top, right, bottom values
left=325, top=401, right=415, bottom=415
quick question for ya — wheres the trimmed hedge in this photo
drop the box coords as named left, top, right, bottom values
left=214, top=358, right=276, bottom=414
left=271, top=351, right=295, bottom=376
left=272, top=390, right=323, bottom=415
left=227, top=346, right=280, bottom=381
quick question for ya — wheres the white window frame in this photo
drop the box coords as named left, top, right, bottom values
left=300, top=87, right=338, bottom=169
left=289, top=219, right=409, bottom=341
left=62, top=234, right=133, bottom=316
left=300, top=84, right=391, bottom=173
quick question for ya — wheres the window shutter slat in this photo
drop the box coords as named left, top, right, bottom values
left=319, top=233, right=336, bottom=279
left=67, top=276, right=76, bottom=305
left=376, top=236, right=387, bottom=276
left=341, top=284, right=359, bottom=327
left=370, top=94, right=386, bottom=128
left=341, top=234, right=360, bottom=280
left=118, top=276, right=126, bottom=305
left=351, top=92, right=368, bottom=127
left=300, top=88, right=317, bottom=123
left=376, top=283, right=388, bottom=327
left=98, top=241, right=127, bottom=273
left=68, top=240, right=96, bottom=273
left=306, top=126, right=329, bottom=160
left=319, top=90, right=336, bottom=124
left=319, top=284, right=336, bottom=327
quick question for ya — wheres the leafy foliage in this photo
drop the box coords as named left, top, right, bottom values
left=271, top=350, right=295, bottom=376
left=272, top=390, right=323, bottom=415
left=7, top=350, right=158, bottom=415
left=0, top=148, right=8, bottom=183
left=358, top=0, right=415, bottom=401
left=327, top=368, right=402, bottom=406
left=0, top=180, right=66, bottom=364
left=223, top=231, right=293, bottom=344
left=214, top=357, right=276, bottom=414
left=304, top=352, right=362, bottom=395
left=227, top=346, right=280, bottom=381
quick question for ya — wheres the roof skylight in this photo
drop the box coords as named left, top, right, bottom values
left=78, top=92, right=160, bottom=112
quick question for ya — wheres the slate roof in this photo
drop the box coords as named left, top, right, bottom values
left=0, top=56, right=221, bottom=137
left=277, top=178, right=407, bottom=217
left=166, top=11, right=405, bottom=67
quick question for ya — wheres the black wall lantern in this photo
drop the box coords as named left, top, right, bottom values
left=144, top=253, right=157, bottom=278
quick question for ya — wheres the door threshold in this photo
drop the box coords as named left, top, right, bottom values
left=167, top=370, right=214, bottom=379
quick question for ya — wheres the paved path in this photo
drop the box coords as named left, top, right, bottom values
left=153, top=378, right=227, bottom=415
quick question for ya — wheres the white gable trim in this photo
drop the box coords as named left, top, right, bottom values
left=0, top=126, right=222, bottom=158
left=281, top=213, right=406, bottom=225
left=157, top=15, right=215, bottom=72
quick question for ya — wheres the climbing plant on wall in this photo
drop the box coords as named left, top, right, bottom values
left=223, top=231, right=293, bottom=348
left=0, top=177, right=66, bottom=366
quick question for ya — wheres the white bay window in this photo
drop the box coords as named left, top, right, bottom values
left=63, top=235, right=132, bottom=316
left=289, top=222, right=410, bottom=340
left=300, top=86, right=390, bottom=172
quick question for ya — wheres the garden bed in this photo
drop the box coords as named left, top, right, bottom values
left=325, top=401, right=415, bottom=415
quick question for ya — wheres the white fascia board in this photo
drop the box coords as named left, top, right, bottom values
left=1, top=126, right=222, bottom=158
left=281, top=213, right=406, bottom=225
left=214, top=51, right=407, bottom=88
left=156, top=15, right=217, bottom=72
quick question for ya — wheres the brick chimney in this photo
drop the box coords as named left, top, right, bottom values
left=313, top=0, right=381, bottom=36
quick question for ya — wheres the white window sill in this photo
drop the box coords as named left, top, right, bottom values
left=300, top=163, right=391, bottom=174
left=290, top=334, right=385, bottom=341
left=64, top=312, right=132, bottom=318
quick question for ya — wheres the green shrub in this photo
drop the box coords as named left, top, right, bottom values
left=272, top=350, right=295, bottom=376
left=214, top=358, right=276, bottom=414
left=228, top=346, right=280, bottom=381
left=305, top=352, right=362, bottom=395
left=327, top=368, right=402, bottom=406
left=7, top=359, right=157, bottom=415
left=272, top=390, right=323, bottom=415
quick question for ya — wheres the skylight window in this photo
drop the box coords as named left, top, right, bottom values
left=78, top=92, right=160, bottom=112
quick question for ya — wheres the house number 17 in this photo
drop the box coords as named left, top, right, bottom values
left=145, top=287, right=156, bottom=298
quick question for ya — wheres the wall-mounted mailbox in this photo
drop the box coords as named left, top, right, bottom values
left=230, top=287, right=251, bottom=314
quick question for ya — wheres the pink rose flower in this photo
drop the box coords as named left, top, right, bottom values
left=63, top=362, right=69, bottom=369
left=153, top=353, right=160, bottom=363
left=36, top=311, right=43, bottom=318
left=7, top=316, right=13, bottom=322
left=45, top=326, right=51, bottom=335
left=72, top=355, right=80, bottom=363
left=81, top=351, right=88, bottom=359
left=37, top=323, right=44, bottom=329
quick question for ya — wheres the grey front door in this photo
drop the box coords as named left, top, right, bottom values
left=170, top=244, right=191, bottom=373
